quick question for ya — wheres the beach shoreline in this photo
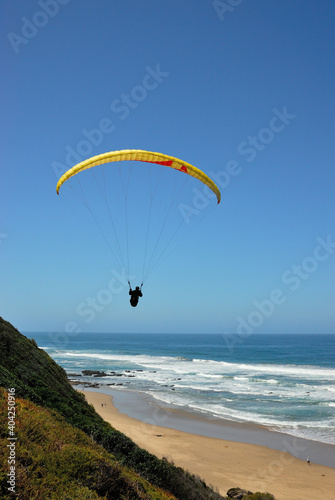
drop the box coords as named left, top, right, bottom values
left=80, top=385, right=335, bottom=467
left=79, top=389, right=335, bottom=500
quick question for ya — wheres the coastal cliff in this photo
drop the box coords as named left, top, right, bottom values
left=0, top=317, right=274, bottom=500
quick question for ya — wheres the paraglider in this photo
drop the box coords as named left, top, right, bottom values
left=56, top=149, right=221, bottom=203
left=56, top=149, right=221, bottom=305
left=128, top=282, right=143, bottom=307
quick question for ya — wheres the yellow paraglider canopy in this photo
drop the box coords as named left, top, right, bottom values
left=56, top=149, right=221, bottom=203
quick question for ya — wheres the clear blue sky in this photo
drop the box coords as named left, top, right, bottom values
left=1, top=1, right=334, bottom=334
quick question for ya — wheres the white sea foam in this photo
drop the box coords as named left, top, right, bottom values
left=52, top=346, right=335, bottom=444
left=263, top=378, right=279, bottom=384
left=141, top=389, right=335, bottom=443
left=61, top=351, right=335, bottom=380
left=63, top=350, right=335, bottom=404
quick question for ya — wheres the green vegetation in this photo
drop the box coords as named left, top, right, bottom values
left=0, top=388, right=175, bottom=499
left=226, top=489, right=275, bottom=500
left=0, top=317, right=275, bottom=499
left=0, top=317, right=101, bottom=433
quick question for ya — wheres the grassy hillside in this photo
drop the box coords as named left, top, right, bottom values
left=0, top=317, right=101, bottom=432
left=0, top=387, right=175, bottom=499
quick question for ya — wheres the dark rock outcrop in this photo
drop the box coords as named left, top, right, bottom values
left=227, top=487, right=253, bottom=499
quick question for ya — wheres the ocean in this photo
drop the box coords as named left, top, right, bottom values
left=26, top=332, right=335, bottom=445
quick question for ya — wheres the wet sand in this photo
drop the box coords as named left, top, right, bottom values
left=80, top=389, right=335, bottom=500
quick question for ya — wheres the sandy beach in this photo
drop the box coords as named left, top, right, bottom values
left=80, top=390, right=335, bottom=500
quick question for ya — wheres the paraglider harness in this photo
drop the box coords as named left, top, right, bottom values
left=128, top=282, right=143, bottom=307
